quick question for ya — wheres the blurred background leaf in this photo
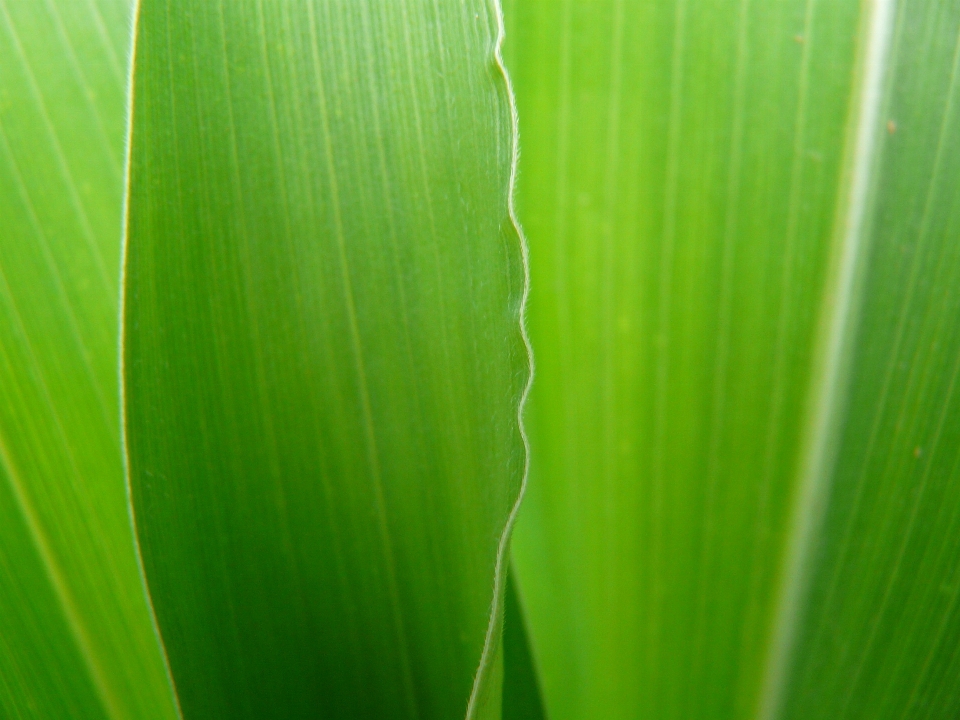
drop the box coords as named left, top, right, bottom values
left=504, top=0, right=960, bottom=719
left=0, top=0, right=179, bottom=716
left=123, top=1, right=527, bottom=718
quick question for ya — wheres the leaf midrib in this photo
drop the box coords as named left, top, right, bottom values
left=754, top=1, right=898, bottom=718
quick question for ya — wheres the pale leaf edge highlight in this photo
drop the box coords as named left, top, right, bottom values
left=465, top=0, right=535, bottom=717
left=117, top=0, right=184, bottom=716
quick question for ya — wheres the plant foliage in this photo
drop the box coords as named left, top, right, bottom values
left=2, top=0, right=960, bottom=719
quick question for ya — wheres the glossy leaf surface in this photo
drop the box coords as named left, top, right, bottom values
left=124, top=1, right=526, bottom=718
left=0, top=0, right=179, bottom=717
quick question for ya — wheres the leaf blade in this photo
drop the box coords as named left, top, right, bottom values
left=0, top=0, right=180, bottom=716
left=502, top=0, right=960, bottom=718
left=124, top=1, right=527, bottom=717
left=780, top=5, right=960, bottom=717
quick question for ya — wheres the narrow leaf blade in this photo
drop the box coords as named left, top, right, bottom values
left=0, top=0, right=180, bottom=716
left=502, top=566, right=547, bottom=720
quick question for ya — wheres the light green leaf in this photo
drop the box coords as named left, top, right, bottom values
left=123, top=1, right=527, bottom=718
left=0, top=0, right=180, bottom=717
left=505, top=0, right=960, bottom=718
left=777, top=4, right=960, bottom=717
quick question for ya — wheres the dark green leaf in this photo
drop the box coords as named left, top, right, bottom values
left=124, top=1, right=527, bottom=718
left=502, top=565, right=546, bottom=720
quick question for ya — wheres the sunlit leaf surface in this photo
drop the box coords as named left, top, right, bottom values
left=124, top=1, right=526, bottom=718
left=505, top=0, right=960, bottom=719
left=0, top=0, right=179, bottom=716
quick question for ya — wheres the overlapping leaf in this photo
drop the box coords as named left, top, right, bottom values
left=123, top=1, right=527, bottom=718
left=8, top=1, right=960, bottom=719
left=0, top=0, right=179, bottom=716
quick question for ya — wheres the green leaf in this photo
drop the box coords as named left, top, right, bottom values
left=502, top=565, right=546, bottom=720
left=776, top=5, right=960, bottom=717
left=505, top=0, right=960, bottom=718
left=0, top=0, right=180, bottom=717
left=123, top=1, right=527, bottom=718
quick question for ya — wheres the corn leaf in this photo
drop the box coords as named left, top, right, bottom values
left=778, top=5, right=960, bottom=717
left=502, top=566, right=546, bottom=720
left=123, top=1, right=527, bottom=718
left=0, top=0, right=179, bottom=716
left=505, top=0, right=960, bottom=719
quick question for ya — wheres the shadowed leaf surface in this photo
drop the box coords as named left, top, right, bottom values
left=502, top=566, right=546, bottom=720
